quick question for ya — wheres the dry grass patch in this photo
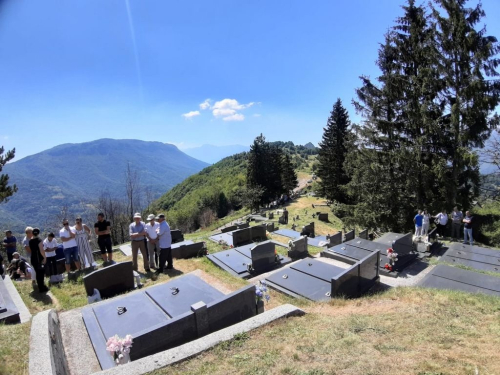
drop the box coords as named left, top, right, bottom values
left=150, top=287, right=500, bottom=375
left=0, top=321, right=31, bottom=375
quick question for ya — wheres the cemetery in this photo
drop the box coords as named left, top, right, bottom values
left=2, top=199, right=500, bottom=375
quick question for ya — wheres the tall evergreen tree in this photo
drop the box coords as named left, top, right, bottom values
left=0, top=146, right=17, bottom=204
left=317, top=99, right=352, bottom=203
left=281, top=154, right=298, bottom=195
left=345, top=1, right=444, bottom=231
left=430, top=0, right=500, bottom=209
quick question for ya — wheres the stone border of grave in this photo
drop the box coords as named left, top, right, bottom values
left=28, top=304, right=304, bottom=375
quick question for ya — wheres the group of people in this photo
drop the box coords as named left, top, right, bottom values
left=413, top=207, right=474, bottom=245
left=1, top=211, right=174, bottom=293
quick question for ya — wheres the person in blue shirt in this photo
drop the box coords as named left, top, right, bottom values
left=413, top=210, right=423, bottom=237
left=3, top=230, right=17, bottom=262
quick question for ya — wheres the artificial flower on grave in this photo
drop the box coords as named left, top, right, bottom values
left=384, top=263, right=393, bottom=271
left=106, top=334, right=133, bottom=365
left=387, top=248, right=398, bottom=265
left=255, top=280, right=271, bottom=303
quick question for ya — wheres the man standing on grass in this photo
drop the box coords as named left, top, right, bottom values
left=129, top=213, right=150, bottom=272
left=451, top=206, right=463, bottom=242
left=155, top=213, right=172, bottom=275
left=434, top=210, right=448, bottom=239
left=145, top=214, right=160, bottom=269
left=94, top=213, right=113, bottom=263
left=463, top=211, right=474, bottom=246
left=60, top=219, right=81, bottom=274
left=3, top=230, right=17, bottom=262
left=413, top=210, right=423, bottom=237
left=283, top=207, right=289, bottom=224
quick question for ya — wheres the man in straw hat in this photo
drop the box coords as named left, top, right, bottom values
left=129, top=213, right=150, bottom=272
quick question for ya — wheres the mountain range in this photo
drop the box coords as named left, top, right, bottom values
left=182, top=144, right=249, bottom=164
left=0, top=139, right=208, bottom=231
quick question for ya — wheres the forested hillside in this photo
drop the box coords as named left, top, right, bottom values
left=153, top=141, right=318, bottom=232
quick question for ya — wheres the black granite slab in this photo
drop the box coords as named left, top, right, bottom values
left=83, top=274, right=256, bottom=370
left=419, top=264, right=500, bottom=296
left=445, top=243, right=500, bottom=258
left=265, top=267, right=332, bottom=301
left=83, top=261, right=135, bottom=298
left=291, top=259, right=345, bottom=282
left=211, top=250, right=250, bottom=275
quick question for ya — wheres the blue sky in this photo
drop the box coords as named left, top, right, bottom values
left=0, top=0, right=499, bottom=160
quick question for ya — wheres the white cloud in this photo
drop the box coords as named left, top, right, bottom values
left=199, top=99, right=211, bottom=110
left=253, top=114, right=261, bottom=117
left=211, top=99, right=255, bottom=121
left=182, top=110, right=200, bottom=119
left=222, top=113, right=245, bottom=121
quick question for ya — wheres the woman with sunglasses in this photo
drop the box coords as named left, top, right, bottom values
left=74, top=217, right=95, bottom=269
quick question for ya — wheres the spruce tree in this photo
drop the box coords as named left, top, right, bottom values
left=0, top=146, right=17, bottom=204
left=317, top=98, right=351, bottom=203
left=281, top=154, right=298, bottom=195
left=430, top=0, right=500, bottom=209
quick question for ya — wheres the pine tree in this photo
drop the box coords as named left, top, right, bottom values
left=317, top=98, right=351, bottom=203
left=0, top=146, right=17, bottom=204
left=431, top=0, right=500, bottom=209
left=281, top=154, right=298, bottom=195
left=345, top=1, right=442, bottom=231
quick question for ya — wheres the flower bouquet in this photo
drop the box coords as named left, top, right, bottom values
left=106, top=334, right=133, bottom=365
left=384, top=248, right=398, bottom=272
left=255, top=280, right=270, bottom=314
left=218, top=239, right=229, bottom=250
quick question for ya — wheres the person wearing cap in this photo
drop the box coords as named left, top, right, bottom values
left=60, top=219, right=82, bottom=274
left=129, top=213, right=150, bottom=272
left=144, top=214, right=160, bottom=269
left=155, top=213, right=173, bottom=274
left=3, top=230, right=17, bottom=262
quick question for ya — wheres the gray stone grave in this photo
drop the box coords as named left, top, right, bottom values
left=236, top=222, right=249, bottom=229
left=265, top=222, right=275, bottom=232
left=0, top=276, right=20, bottom=324
left=265, top=252, right=380, bottom=301
left=171, top=241, right=206, bottom=259
left=419, top=264, right=500, bottom=296
left=358, top=229, right=368, bottom=240
left=207, top=241, right=292, bottom=279
left=344, top=229, right=355, bottom=242
left=82, top=273, right=256, bottom=370
left=83, top=261, right=135, bottom=298
left=439, top=243, right=500, bottom=273
left=171, top=229, right=185, bottom=244
left=318, top=213, right=328, bottom=222
left=287, top=236, right=309, bottom=259
left=221, top=225, right=237, bottom=233
left=268, top=212, right=274, bottom=220
left=278, top=215, right=286, bottom=224
left=300, top=222, right=315, bottom=238
left=326, top=232, right=342, bottom=248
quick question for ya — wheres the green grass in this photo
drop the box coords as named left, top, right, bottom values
left=150, top=287, right=500, bottom=375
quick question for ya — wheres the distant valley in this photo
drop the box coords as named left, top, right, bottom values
left=0, top=139, right=208, bottom=231
left=182, top=144, right=249, bottom=164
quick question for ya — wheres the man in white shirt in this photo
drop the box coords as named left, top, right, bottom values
left=59, top=219, right=81, bottom=273
left=43, top=232, right=59, bottom=277
left=145, top=214, right=160, bottom=269
left=434, top=210, right=448, bottom=239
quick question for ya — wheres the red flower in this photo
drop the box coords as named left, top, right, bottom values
left=387, top=248, right=393, bottom=253
left=384, top=263, right=392, bottom=271
left=230, top=245, right=234, bottom=248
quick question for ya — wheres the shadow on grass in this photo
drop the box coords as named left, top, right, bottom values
left=29, top=290, right=53, bottom=305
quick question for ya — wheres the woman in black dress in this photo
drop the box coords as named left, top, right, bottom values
left=29, top=228, right=49, bottom=293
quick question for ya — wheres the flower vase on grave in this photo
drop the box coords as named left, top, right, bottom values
left=116, top=352, right=130, bottom=365
left=256, top=299, right=265, bottom=314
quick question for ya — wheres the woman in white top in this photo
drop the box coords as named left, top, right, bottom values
left=421, top=210, right=431, bottom=236
left=43, top=232, right=59, bottom=277
left=74, top=217, right=95, bottom=269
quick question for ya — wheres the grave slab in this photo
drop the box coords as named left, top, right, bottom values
left=207, top=241, right=291, bottom=279
left=274, top=228, right=301, bottom=239
left=0, top=276, right=20, bottom=324
left=418, top=264, right=500, bottom=296
left=171, top=241, right=206, bottom=259
left=83, top=261, right=135, bottom=298
left=445, top=243, right=500, bottom=258
left=82, top=273, right=256, bottom=370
